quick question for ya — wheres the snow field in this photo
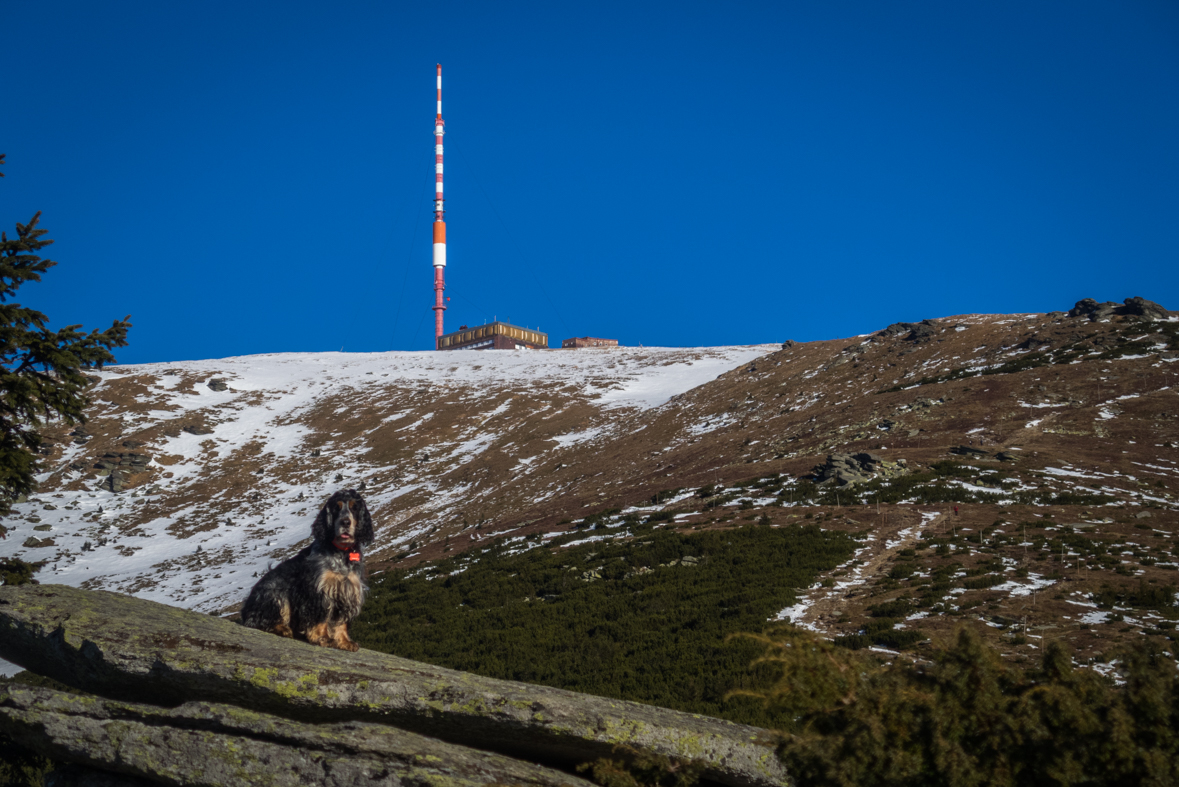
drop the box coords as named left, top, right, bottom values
left=0, top=346, right=774, bottom=615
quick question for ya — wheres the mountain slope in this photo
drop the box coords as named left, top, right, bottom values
left=0, top=346, right=771, bottom=611
left=3, top=300, right=1177, bottom=673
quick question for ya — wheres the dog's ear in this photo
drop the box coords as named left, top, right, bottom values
left=312, top=500, right=332, bottom=543
left=357, top=497, right=375, bottom=546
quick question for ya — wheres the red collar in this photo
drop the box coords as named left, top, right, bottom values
left=333, top=536, right=361, bottom=562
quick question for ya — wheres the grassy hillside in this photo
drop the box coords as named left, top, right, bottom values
left=354, top=521, right=859, bottom=729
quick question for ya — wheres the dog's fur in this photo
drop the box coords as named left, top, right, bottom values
left=241, top=489, right=374, bottom=651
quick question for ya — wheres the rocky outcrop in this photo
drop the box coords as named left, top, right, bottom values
left=1120, top=296, right=1170, bottom=319
left=814, top=453, right=883, bottom=486
left=1068, top=297, right=1169, bottom=322
left=0, top=584, right=789, bottom=787
left=1, top=684, right=592, bottom=787
left=93, top=453, right=149, bottom=475
left=92, top=452, right=150, bottom=494
left=812, top=453, right=913, bottom=486
left=877, top=320, right=939, bottom=343
left=1068, top=299, right=1118, bottom=321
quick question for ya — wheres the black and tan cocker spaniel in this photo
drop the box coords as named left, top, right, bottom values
left=241, top=489, right=374, bottom=651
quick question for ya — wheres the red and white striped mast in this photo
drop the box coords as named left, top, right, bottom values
left=432, top=63, right=447, bottom=347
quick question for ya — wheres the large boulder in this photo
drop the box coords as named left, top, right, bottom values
left=1119, top=296, right=1170, bottom=320
left=0, top=584, right=788, bottom=787
left=1068, top=298, right=1118, bottom=321
left=1, top=683, right=593, bottom=787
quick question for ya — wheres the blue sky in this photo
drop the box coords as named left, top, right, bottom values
left=2, top=1, right=1177, bottom=363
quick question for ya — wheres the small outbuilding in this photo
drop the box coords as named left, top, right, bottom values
left=561, top=337, right=618, bottom=349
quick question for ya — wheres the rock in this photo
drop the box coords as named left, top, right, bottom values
left=879, top=322, right=915, bottom=337
left=1016, top=336, right=1051, bottom=350
left=32, top=525, right=52, bottom=532
left=20, top=537, right=54, bottom=548
left=905, top=320, right=939, bottom=342
left=207, top=378, right=228, bottom=392
left=877, top=320, right=938, bottom=342
left=995, top=451, right=1020, bottom=463
left=0, top=685, right=593, bottom=787
left=1069, top=298, right=1119, bottom=321
left=0, top=584, right=787, bottom=787
left=46, top=763, right=154, bottom=786
left=182, top=425, right=213, bottom=436
left=814, top=452, right=883, bottom=486
left=950, top=445, right=991, bottom=457
left=92, top=454, right=150, bottom=493
left=1118, top=296, right=1170, bottom=320
left=120, top=440, right=144, bottom=449
left=1135, top=510, right=1153, bottom=519
left=1069, top=297, right=1170, bottom=322
left=99, top=452, right=150, bottom=469
left=781, top=339, right=796, bottom=348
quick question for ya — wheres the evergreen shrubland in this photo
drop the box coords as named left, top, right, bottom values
left=357, top=514, right=1178, bottom=787
left=354, top=522, right=858, bottom=727
left=748, top=626, right=1178, bottom=787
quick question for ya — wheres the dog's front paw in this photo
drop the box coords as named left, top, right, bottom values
left=341, top=640, right=360, bottom=652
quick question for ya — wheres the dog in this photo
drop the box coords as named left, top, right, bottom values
left=241, top=489, right=374, bottom=651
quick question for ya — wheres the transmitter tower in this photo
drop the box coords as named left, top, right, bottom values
left=432, top=64, right=447, bottom=346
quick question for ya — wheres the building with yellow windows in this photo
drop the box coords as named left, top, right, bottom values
left=437, top=322, right=548, bottom=351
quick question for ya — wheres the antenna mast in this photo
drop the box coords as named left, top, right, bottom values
left=432, top=63, right=447, bottom=347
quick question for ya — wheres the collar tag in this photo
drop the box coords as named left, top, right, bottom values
left=348, top=552, right=361, bottom=563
